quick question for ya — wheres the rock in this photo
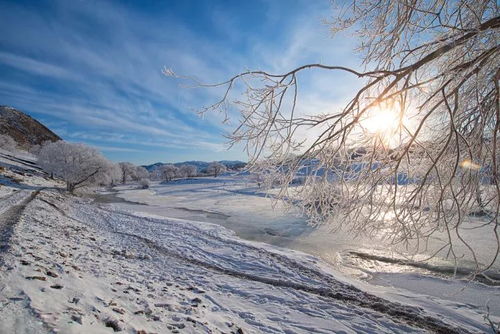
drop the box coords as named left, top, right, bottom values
left=69, top=297, right=80, bottom=304
left=154, top=303, right=169, bottom=308
left=71, top=314, right=83, bottom=324
left=187, top=286, right=205, bottom=294
left=236, top=328, right=244, bottom=334
left=50, top=284, right=63, bottom=289
left=25, top=276, right=46, bottom=281
left=191, top=297, right=202, bottom=306
left=112, top=307, right=125, bottom=315
left=104, top=317, right=122, bottom=332
left=46, top=270, right=58, bottom=278
left=8, top=297, right=24, bottom=301
left=152, top=315, right=160, bottom=321
left=20, top=259, right=30, bottom=265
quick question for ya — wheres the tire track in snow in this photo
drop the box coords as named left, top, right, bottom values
left=0, top=190, right=40, bottom=258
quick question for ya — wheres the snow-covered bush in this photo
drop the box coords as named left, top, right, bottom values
left=0, top=134, right=17, bottom=152
left=38, top=141, right=113, bottom=193
left=139, top=178, right=150, bottom=189
left=207, top=162, right=226, bottom=177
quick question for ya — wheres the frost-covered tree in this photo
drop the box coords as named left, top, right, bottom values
left=135, top=166, right=150, bottom=181
left=118, top=163, right=149, bottom=184
left=207, top=162, right=226, bottom=177
left=119, top=162, right=137, bottom=184
left=170, top=1, right=500, bottom=273
left=38, top=141, right=113, bottom=193
left=158, top=164, right=179, bottom=182
left=178, top=164, right=197, bottom=178
left=0, top=134, right=17, bottom=152
left=29, top=140, right=53, bottom=156
left=106, top=163, right=123, bottom=187
left=149, top=167, right=162, bottom=181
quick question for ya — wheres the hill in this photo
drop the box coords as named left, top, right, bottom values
left=0, top=105, right=61, bottom=148
left=142, top=160, right=246, bottom=172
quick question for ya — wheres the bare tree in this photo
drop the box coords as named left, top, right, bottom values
left=169, top=1, right=500, bottom=274
left=38, top=141, right=113, bottom=193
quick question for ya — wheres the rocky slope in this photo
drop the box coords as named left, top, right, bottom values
left=0, top=106, right=60, bottom=148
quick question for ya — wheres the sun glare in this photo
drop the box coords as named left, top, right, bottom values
left=361, top=103, right=402, bottom=147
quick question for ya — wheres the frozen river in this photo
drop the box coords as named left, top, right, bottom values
left=95, top=174, right=500, bottom=316
left=95, top=175, right=365, bottom=266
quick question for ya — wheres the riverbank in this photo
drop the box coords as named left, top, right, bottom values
left=105, top=176, right=500, bottom=318
left=2, top=187, right=494, bottom=333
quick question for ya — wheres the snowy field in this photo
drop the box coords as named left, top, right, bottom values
left=1, top=152, right=499, bottom=333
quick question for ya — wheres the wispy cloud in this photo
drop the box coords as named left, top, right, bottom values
left=0, top=0, right=359, bottom=164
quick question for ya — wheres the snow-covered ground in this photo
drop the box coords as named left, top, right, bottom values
left=1, top=153, right=499, bottom=333
left=108, top=175, right=500, bottom=320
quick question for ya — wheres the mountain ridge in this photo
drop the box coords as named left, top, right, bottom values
left=142, top=160, right=246, bottom=172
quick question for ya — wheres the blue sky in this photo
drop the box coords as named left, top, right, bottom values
left=0, top=0, right=361, bottom=164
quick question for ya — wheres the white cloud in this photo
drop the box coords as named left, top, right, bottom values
left=0, top=0, right=363, bottom=162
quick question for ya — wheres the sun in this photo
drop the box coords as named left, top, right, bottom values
left=360, top=103, right=402, bottom=147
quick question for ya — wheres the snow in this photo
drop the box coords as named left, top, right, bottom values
left=110, top=175, right=500, bottom=321
left=0, top=152, right=499, bottom=333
